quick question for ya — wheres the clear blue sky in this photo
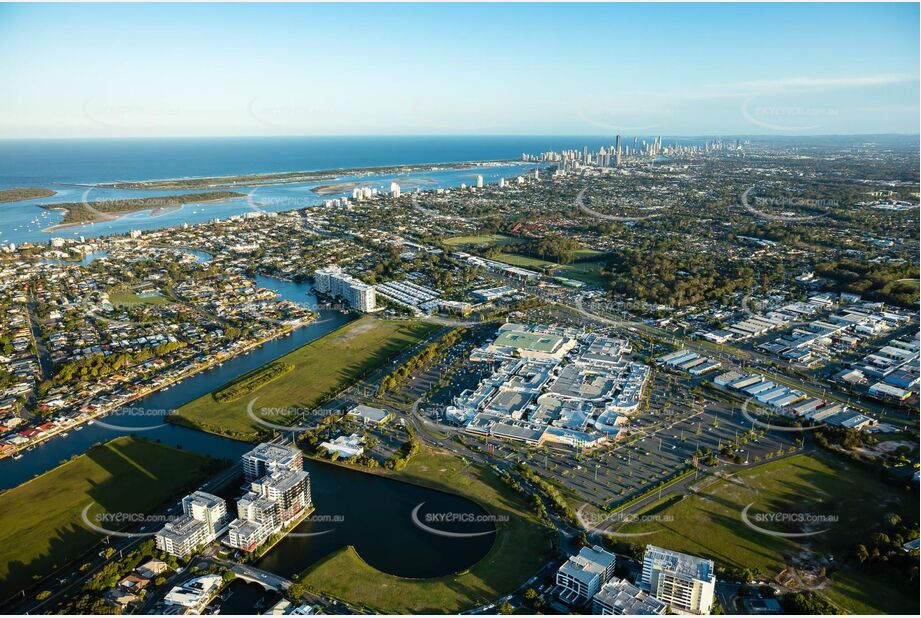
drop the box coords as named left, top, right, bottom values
left=0, top=2, right=917, bottom=138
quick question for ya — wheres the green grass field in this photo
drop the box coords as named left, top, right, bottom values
left=298, top=446, right=555, bottom=613
left=0, top=437, right=218, bottom=601
left=492, top=252, right=556, bottom=269
left=174, top=317, right=439, bottom=439
left=492, top=251, right=610, bottom=286
left=557, top=261, right=608, bottom=286
left=108, top=291, right=170, bottom=305
left=441, top=234, right=520, bottom=248
left=621, top=452, right=918, bottom=614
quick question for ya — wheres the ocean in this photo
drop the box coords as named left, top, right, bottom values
left=0, top=135, right=636, bottom=245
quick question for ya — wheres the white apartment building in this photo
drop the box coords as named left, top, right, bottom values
left=226, top=447, right=312, bottom=553
left=181, top=491, right=230, bottom=536
left=555, top=545, right=617, bottom=605
left=592, top=577, right=668, bottom=615
left=640, top=545, right=716, bottom=615
left=155, top=515, right=211, bottom=557
left=243, top=442, right=303, bottom=482
left=314, top=265, right=376, bottom=312
left=155, top=491, right=228, bottom=557
left=226, top=518, right=268, bottom=553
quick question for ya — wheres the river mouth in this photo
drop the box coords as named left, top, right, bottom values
left=255, top=458, right=496, bottom=580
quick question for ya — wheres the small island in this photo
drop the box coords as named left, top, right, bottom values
left=41, top=191, right=245, bottom=227
left=0, top=187, right=56, bottom=203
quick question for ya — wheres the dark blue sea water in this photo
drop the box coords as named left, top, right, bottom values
left=0, top=135, right=623, bottom=185
left=0, top=135, right=653, bottom=245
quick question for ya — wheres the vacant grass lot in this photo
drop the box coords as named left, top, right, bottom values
left=298, top=446, right=556, bottom=613
left=174, top=318, right=439, bottom=439
left=621, top=452, right=918, bottom=614
left=0, top=437, right=217, bottom=601
left=108, top=291, right=170, bottom=305
left=441, top=234, right=520, bottom=248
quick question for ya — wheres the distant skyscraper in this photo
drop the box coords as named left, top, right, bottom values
left=476, top=174, right=484, bottom=188
left=615, top=135, right=622, bottom=166
left=390, top=181, right=400, bottom=198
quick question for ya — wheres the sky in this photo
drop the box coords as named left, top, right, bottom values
left=0, top=2, right=918, bottom=138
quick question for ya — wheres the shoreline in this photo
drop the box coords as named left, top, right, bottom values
left=0, top=315, right=317, bottom=461
left=92, top=159, right=519, bottom=190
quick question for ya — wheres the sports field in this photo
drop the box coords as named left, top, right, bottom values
left=491, top=251, right=610, bottom=286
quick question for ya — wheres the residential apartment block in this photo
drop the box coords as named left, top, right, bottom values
left=314, top=265, right=376, bottom=312
left=243, top=442, right=304, bottom=482
left=556, top=545, right=617, bottom=605
left=640, top=545, right=716, bottom=615
left=155, top=491, right=229, bottom=557
left=226, top=442, right=312, bottom=552
left=592, top=577, right=668, bottom=615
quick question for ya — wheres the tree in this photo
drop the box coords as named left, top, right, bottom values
left=498, top=601, right=514, bottom=615
left=855, top=544, right=869, bottom=564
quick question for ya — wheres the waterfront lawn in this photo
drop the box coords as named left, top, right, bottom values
left=620, top=452, right=918, bottom=614
left=174, top=317, right=439, bottom=440
left=0, top=437, right=219, bottom=601
left=297, top=446, right=556, bottom=614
